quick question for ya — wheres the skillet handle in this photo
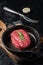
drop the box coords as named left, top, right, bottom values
left=0, top=39, right=19, bottom=63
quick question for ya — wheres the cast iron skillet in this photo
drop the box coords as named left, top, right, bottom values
left=2, top=24, right=40, bottom=53
left=0, top=24, right=43, bottom=63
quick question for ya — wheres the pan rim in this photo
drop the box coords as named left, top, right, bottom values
left=2, top=25, right=40, bottom=53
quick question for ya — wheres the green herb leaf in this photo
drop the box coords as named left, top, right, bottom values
left=17, top=31, right=24, bottom=40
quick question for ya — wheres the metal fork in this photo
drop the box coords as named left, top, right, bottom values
left=3, top=7, right=39, bottom=23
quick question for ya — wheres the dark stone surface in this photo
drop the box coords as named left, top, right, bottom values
left=0, top=48, right=16, bottom=65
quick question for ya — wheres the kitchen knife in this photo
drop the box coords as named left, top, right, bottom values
left=3, top=7, right=39, bottom=23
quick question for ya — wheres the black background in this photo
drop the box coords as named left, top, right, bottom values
left=0, top=0, right=43, bottom=36
left=6, top=0, right=43, bottom=36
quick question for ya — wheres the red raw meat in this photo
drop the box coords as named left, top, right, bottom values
left=10, top=29, right=31, bottom=49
